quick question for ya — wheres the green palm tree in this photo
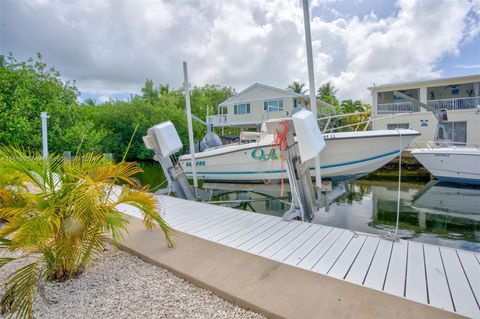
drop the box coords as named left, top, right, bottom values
left=83, top=98, right=96, bottom=106
left=340, top=99, right=365, bottom=114
left=317, top=82, right=339, bottom=107
left=0, top=147, right=174, bottom=319
left=287, top=81, right=308, bottom=94
left=159, top=84, right=170, bottom=96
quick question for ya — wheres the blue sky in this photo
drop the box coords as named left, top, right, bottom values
left=1, top=0, right=479, bottom=103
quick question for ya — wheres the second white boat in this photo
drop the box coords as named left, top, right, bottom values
left=411, top=147, right=480, bottom=185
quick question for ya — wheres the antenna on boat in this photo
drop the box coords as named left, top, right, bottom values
left=301, top=0, right=322, bottom=203
left=183, top=62, right=198, bottom=195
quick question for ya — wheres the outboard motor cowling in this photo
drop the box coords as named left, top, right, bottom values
left=199, top=132, right=222, bottom=152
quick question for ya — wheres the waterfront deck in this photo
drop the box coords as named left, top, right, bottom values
left=120, top=195, right=480, bottom=318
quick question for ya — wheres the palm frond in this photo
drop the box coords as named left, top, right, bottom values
left=114, top=187, right=175, bottom=247
left=0, top=237, right=12, bottom=249
left=1, top=260, right=43, bottom=319
left=0, top=257, right=16, bottom=268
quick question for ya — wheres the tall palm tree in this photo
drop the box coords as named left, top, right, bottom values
left=317, top=82, right=339, bottom=107
left=287, top=81, right=308, bottom=94
left=340, top=99, right=365, bottom=114
left=0, top=147, right=174, bottom=319
left=159, top=84, right=171, bottom=96
left=83, top=98, right=96, bottom=106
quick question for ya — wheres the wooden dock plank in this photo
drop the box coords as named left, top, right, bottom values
left=170, top=207, right=233, bottom=226
left=181, top=209, right=258, bottom=234
left=363, top=239, right=393, bottom=291
left=424, top=245, right=454, bottom=312
left=257, top=223, right=313, bottom=258
left=194, top=213, right=260, bottom=240
left=283, top=226, right=333, bottom=266
left=405, top=241, right=428, bottom=304
left=271, top=225, right=323, bottom=262
left=217, top=215, right=278, bottom=244
left=225, top=219, right=283, bottom=247
left=164, top=202, right=227, bottom=223
left=208, top=214, right=272, bottom=242
left=189, top=214, right=253, bottom=238
left=440, top=247, right=480, bottom=318
left=170, top=207, right=236, bottom=230
left=345, top=236, right=380, bottom=285
left=247, top=222, right=304, bottom=255
left=236, top=221, right=292, bottom=251
left=327, top=235, right=367, bottom=279
left=384, top=240, right=408, bottom=297
left=311, top=230, right=354, bottom=273
left=297, top=228, right=344, bottom=270
left=457, top=250, right=480, bottom=310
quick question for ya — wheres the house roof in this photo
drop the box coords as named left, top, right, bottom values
left=368, top=74, right=480, bottom=91
left=219, top=83, right=304, bottom=106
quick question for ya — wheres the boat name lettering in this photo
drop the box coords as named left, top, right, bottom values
left=186, top=161, right=206, bottom=167
left=251, top=149, right=279, bottom=161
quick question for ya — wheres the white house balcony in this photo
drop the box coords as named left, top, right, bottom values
left=426, top=96, right=480, bottom=111
left=377, top=96, right=480, bottom=114
left=376, top=102, right=420, bottom=114
left=206, top=114, right=228, bottom=126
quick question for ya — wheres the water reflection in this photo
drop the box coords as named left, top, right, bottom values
left=213, top=180, right=480, bottom=252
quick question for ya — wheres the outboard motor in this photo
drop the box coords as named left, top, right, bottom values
left=199, top=132, right=222, bottom=152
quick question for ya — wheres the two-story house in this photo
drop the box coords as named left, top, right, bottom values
left=207, top=83, right=308, bottom=129
left=370, top=74, right=480, bottom=147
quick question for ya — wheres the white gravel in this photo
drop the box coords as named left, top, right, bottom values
left=0, top=246, right=265, bottom=319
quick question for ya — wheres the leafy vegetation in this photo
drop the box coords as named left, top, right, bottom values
left=0, top=53, right=235, bottom=161
left=0, top=146, right=174, bottom=319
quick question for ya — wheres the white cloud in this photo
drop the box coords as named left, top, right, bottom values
left=1, top=0, right=478, bottom=102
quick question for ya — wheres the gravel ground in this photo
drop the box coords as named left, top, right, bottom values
left=0, top=246, right=265, bottom=319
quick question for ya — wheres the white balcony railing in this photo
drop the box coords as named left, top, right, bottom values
left=376, top=102, right=420, bottom=114
left=377, top=96, right=480, bottom=114
left=427, top=96, right=480, bottom=111
left=206, top=114, right=228, bottom=126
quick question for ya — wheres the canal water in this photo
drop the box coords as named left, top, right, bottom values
left=137, top=162, right=480, bottom=253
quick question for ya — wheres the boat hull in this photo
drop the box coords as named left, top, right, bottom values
left=412, top=147, right=480, bottom=185
left=179, top=129, right=419, bottom=183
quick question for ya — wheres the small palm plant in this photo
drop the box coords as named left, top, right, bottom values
left=0, top=146, right=174, bottom=318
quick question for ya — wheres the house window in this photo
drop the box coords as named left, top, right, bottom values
left=387, top=123, right=410, bottom=130
left=219, top=106, right=228, bottom=115
left=263, top=99, right=284, bottom=112
left=234, top=103, right=250, bottom=115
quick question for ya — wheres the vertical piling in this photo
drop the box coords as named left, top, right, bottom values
left=41, top=112, right=49, bottom=160
left=301, top=0, right=322, bottom=193
left=183, top=62, right=198, bottom=193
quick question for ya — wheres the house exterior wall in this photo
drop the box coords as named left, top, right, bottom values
left=371, top=75, right=480, bottom=147
left=224, top=96, right=295, bottom=126
left=372, top=109, right=480, bottom=147
left=213, top=84, right=305, bottom=128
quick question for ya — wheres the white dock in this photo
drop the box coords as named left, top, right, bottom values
left=121, top=195, right=480, bottom=318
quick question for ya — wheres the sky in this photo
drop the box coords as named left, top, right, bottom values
left=1, top=0, right=479, bottom=103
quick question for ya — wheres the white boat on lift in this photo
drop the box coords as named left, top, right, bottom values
left=391, top=90, right=480, bottom=186
left=179, top=120, right=419, bottom=183
left=412, top=145, right=480, bottom=185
